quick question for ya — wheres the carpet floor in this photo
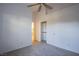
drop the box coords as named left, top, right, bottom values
left=1, top=42, right=79, bottom=56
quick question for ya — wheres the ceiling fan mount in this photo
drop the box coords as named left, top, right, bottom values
left=27, top=3, right=53, bottom=14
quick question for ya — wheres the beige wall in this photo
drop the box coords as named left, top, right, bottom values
left=32, top=5, right=47, bottom=41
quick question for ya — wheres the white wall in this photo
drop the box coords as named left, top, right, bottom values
left=47, top=4, right=79, bottom=54
left=0, top=4, right=3, bottom=53
left=35, top=4, right=79, bottom=54
left=0, top=4, right=32, bottom=54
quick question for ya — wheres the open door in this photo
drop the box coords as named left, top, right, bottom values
left=41, top=21, right=47, bottom=43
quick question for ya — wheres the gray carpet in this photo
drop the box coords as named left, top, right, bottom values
left=1, top=42, right=79, bottom=56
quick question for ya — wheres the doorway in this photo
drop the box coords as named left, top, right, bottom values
left=41, top=21, right=47, bottom=43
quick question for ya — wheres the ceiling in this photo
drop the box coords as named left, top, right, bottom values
left=32, top=3, right=78, bottom=12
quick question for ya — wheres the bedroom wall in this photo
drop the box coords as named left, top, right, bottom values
left=0, top=4, right=32, bottom=54
left=47, top=4, right=79, bottom=53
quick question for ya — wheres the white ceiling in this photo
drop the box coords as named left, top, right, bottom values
left=32, top=3, right=78, bottom=12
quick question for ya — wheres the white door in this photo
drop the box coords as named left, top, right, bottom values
left=41, top=21, right=47, bottom=42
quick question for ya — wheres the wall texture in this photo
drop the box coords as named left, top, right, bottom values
left=0, top=4, right=32, bottom=54
left=34, top=4, right=79, bottom=53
